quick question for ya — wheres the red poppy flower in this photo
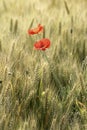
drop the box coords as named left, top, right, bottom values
left=28, top=24, right=43, bottom=35
left=34, top=38, right=50, bottom=51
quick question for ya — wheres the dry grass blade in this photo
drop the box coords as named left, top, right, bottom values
left=43, top=25, right=45, bottom=38
left=3, top=0, right=7, bottom=11
left=0, top=40, right=2, bottom=52
left=10, top=18, right=13, bottom=33
left=64, top=0, right=70, bottom=15
left=14, top=19, right=18, bottom=34
left=28, top=18, right=34, bottom=29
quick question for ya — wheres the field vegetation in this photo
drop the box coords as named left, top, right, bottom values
left=0, top=0, right=87, bottom=130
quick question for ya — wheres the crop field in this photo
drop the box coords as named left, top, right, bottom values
left=0, top=0, right=87, bottom=130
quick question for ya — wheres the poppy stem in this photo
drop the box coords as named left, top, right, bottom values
left=42, top=52, right=61, bottom=87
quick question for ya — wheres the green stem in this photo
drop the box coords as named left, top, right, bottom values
left=42, top=51, right=61, bottom=88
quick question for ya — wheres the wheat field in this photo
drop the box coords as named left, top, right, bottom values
left=0, top=0, right=87, bottom=130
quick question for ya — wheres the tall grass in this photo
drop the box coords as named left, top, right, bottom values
left=0, top=0, right=87, bottom=130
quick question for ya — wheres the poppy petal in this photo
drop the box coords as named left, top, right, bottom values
left=34, top=38, right=50, bottom=51
left=28, top=24, right=43, bottom=35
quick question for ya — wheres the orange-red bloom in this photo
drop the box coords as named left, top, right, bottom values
left=34, top=38, right=50, bottom=51
left=28, top=24, right=43, bottom=35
